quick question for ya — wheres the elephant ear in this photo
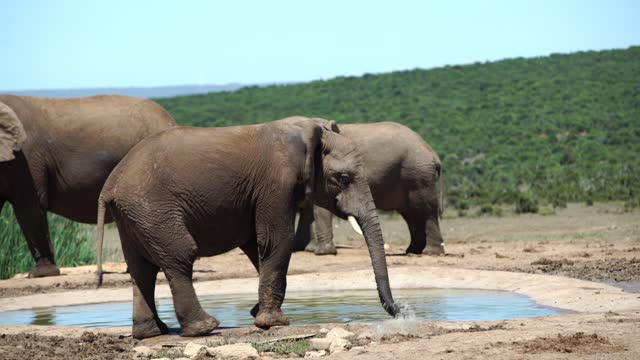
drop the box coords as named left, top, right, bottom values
left=299, top=122, right=323, bottom=202
left=0, top=102, right=26, bottom=162
left=308, top=117, right=340, bottom=134
left=281, top=116, right=340, bottom=134
left=328, top=119, right=339, bottom=133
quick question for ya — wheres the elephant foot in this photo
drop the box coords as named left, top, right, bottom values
left=405, top=244, right=424, bottom=255
left=132, top=318, right=169, bottom=339
left=292, top=237, right=309, bottom=252
left=423, top=244, right=445, bottom=256
left=255, top=308, right=289, bottom=329
left=29, top=263, right=61, bottom=278
left=250, top=302, right=260, bottom=318
left=181, top=313, right=219, bottom=337
left=313, top=242, right=337, bottom=256
left=304, top=240, right=319, bottom=253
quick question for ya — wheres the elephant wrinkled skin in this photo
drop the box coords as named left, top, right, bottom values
left=96, top=117, right=399, bottom=339
left=0, top=95, right=176, bottom=277
left=294, top=122, right=445, bottom=255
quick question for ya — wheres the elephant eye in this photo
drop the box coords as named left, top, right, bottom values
left=338, top=173, right=351, bottom=185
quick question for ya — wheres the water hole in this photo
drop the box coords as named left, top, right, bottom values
left=0, top=289, right=563, bottom=328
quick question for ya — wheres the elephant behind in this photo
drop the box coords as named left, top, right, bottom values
left=95, top=117, right=399, bottom=339
left=0, top=95, right=176, bottom=277
left=294, top=121, right=445, bottom=255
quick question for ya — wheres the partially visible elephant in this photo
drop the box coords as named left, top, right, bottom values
left=293, top=121, right=444, bottom=255
left=96, top=117, right=399, bottom=339
left=0, top=95, right=176, bottom=277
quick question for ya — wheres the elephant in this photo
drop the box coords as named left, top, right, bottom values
left=0, top=95, right=176, bottom=277
left=293, top=121, right=444, bottom=255
left=95, top=116, right=400, bottom=339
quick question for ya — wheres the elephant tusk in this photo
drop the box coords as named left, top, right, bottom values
left=348, top=216, right=363, bottom=235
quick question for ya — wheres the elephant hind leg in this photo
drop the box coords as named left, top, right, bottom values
left=401, top=212, right=426, bottom=254
left=308, top=206, right=336, bottom=255
left=119, top=228, right=167, bottom=339
left=292, top=206, right=313, bottom=252
left=159, top=228, right=219, bottom=337
left=401, top=211, right=444, bottom=255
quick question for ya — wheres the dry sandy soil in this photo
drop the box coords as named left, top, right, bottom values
left=0, top=203, right=639, bottom=359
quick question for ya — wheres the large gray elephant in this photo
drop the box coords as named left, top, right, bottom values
left=293, top=121, right=444, bottom=255
left=0, top=95, right=176, bottom=277
left=95, top=117, right=399, bottom=339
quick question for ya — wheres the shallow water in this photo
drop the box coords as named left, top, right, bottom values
left=0, top=289, right=562, bottom=328
left=608, top=281, right=640, bottom=294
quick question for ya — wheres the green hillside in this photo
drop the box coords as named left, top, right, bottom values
left=155, top=47, right=640, bottom=209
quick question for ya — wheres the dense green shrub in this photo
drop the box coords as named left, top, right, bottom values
left=552, top=197, right=568, bottom=209
left=155, top=47, right=640, bottom=209
left=478, top=204, right=494, bottom=215
left=515, top=194, right=540, bottom=214
left=0, top=204, right=95, bottom=279
left=454, top=199, right=471, bottom=210
left=624, top=198, right=640, bottom=211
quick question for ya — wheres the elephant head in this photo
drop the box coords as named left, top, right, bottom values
left=286, top=117, right=400, bottom=318
left=0, top=102, right=26, bottom=162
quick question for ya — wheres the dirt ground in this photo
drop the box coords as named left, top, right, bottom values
left=0, top=203, right=639, bottom=359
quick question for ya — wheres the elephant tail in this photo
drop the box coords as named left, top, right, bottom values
left=96, top=195, right=106, bottom=288
left=436, top=162, right=444, bottom=218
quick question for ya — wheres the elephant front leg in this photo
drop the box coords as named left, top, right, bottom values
left=254, top=210, right=294, bottom=329
left=12, top=197, right=59, bottom=277
left=10, top=155, right=59, bottom=277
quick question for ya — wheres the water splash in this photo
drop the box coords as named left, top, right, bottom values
left=369, top=302, right=421, bottom=339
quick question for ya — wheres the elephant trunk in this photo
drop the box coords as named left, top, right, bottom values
left=358, top=190, right=400, bottom=317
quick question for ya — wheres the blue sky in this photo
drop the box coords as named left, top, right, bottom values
left=1, top=0, right=638, bottom=91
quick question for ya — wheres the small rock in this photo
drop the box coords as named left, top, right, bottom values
left=183, top=342, right=207, bottom=357
left=304, top=350, right=327, bottom=357
left=329, top=338, right=351, bottom=354
left=309, top=338, right=333, bottom=351
left=318, top=328, right=329, bottom=335
left=357, top=331, right=372, bottom=340
left=132, top=345, right=155, bottom=358
left=206, top=343, right=259, bottom=359
left=326, top=327, right=355, bottom=340
left=350, top=346, right=366, bottom=354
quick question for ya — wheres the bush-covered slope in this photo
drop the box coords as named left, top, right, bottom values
left=156, top=47, right=640, bottom=208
